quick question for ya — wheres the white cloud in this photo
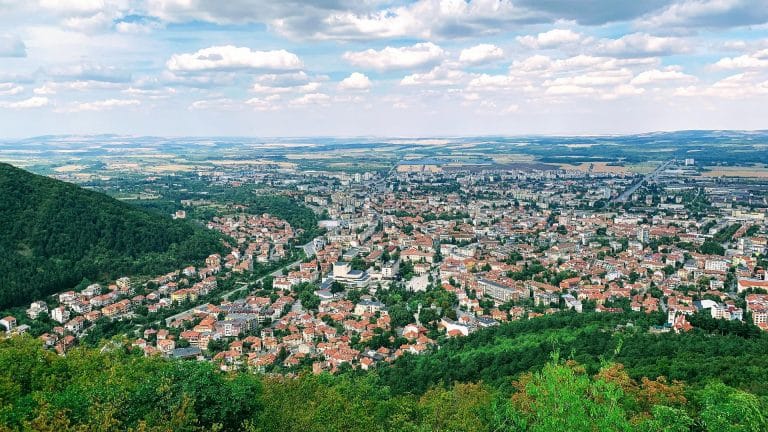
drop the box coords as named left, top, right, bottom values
left=545, top=84, right=596, bottom=96
left=273, top=0, right=539, bottom=40
left=167, top=45, right=303, bottom=72
left=713, top=49, right=768, bottom=69
left=544, top=69, right=633, bottom=87
left=338, top=72, right=371, bottom=90
left=68, top=98, right=140, bottom=111
left=38, top=0, right=133, bottom=32
left=675, top=72, right=768, bottom=99
left=631, top=67, right=697, bottom=85
left=517, top=29, right=584, bottom=49
left=343, top=42, right=445, bottom=71
left=32, top=80, right=125, bottom=95
left=515, top=31, right=689, bottom=58
left=33, top=84, right=57, bottom=95
left=251, top=71, right=323, bottom=94
left=122, top=86, right=176, bottom=99
left=49, top=64, right=132, bottom=83
left=143, top=0, right=674, bottom=40
left=189, top=98, right=241, bottom=111
left=290, top=93, right=330, bottom=105
left=0, top=83, right=24, bottom=96
left=458, top=44, right=504, bottom=65
left=601, top=84, right=645, bottom=100
left=246, top=94, right=281, bottom=110
left=504, top=103, right=520, bottom=113
left=594, top=33, right=690, bottom=58
left=0, top=96, right=49, bottom=109
left=642, top=0, right=768, bottom=29
left=116, top=20, right=163, bottom=34
left=468, top=74, right=527, bottom=91
left=38, top=0, right=115, bottom=15
left=252, top=82, right=320, bottom=94
left=401, top=66, right=465, bottom=86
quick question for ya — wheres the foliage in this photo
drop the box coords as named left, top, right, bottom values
left=699, top=241, right=726, bottom=256
left=0, top=163, right=224, bottom=310
left=1, top=335, right=765, bottom=432
left=375, top=312, right=768, bottom=396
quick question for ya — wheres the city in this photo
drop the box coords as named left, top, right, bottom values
left=4, top=148, right=768, bottom=374
left=3, top=0, right=768, bottom=430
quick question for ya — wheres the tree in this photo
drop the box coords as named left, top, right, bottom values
left=419, top=383, right=492, bottom=432
left=330, top=281, right=345, bottom=294
left=510, top=359, right=632, bottom=432
left=388, top=304, right=413, bottom=328
left=419, top=308, right=439, bottom=325
left=299, top=291, right=320, bottom=311
left=697, top=382, right=768, bottom=432
left=700, top=241, right=725, bottom=256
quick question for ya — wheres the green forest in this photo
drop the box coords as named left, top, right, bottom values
left=2, top=313, right=768, bottom=431
left=377, top=311, right=768, bottom=396
left=0, top=163, right=224, bottom=310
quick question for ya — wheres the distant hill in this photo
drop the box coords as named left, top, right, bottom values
left=0, top=163, right=223, bottom=310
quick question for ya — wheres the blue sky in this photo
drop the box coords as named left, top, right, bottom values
left=1, top=0, right=768, bottom=137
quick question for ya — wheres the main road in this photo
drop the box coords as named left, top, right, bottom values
left=614, top=159, right=675, bottom=203
left=164, top=239, right=317, bottom=326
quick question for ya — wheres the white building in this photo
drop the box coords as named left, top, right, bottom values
left=704, top=259, right=728, bottom=272
left=332, top=261, right=371, bottom=289
left=381, top=260, right=400, bottom=279
left=26, top=301, right=48, bottom=319
left=407, top=274, right=430, bottom=292
left=51, top=306, right=70, bottom=324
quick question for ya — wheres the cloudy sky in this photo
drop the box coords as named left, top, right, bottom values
left=1, top=0, right=768, bottom=137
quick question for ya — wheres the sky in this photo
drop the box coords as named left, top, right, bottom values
left=1, top=0, right=768, bottom=138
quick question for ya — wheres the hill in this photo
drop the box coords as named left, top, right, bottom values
left=376, top=312, right=768, bottom=396
left=1, top=319, right=767, bottom=431
left=0, top=163, right=223, bottom=310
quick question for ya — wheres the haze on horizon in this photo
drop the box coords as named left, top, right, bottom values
left=1, top=0, right=768, bottom=138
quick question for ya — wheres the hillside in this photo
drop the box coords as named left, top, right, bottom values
left=376, top=312, right=768, bottom=396
left=0, top=163, right=223, bottom=310
left=1, top=318, right=767, bottom=431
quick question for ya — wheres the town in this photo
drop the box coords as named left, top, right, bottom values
left=3, top=156, right=768, bottom=375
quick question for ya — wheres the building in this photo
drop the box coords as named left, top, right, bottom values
left=746, top=294, right=768, bottom=329
left=704, top=259, right=728, bottom=272
left=171, top=347, right=203, bottom=360
left=81, top=283, right=102, bottom=298
left=637, top=226, right=649, bottom=243
left=354, top=299, right=385, bottom=316
left=51, top=306, right=70, bottom=324
left=737, top=278, right=768, bottom=294
left=478, top=278, right=523, bottom=303
left=26, top=301, right=48, bottom=319
left=381, top=260, right=400, bottom=279
left=407, top=274, right=430, bottom=292
left=562, top=294, right=583, bottom=313
left=331, top=261, right=371, bottom=289
left=439, top=317, right=469, bottom=337
left=0, top=316, right=16, bottom=333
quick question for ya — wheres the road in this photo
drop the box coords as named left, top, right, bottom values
left=164, top=240, right=317, bottom=326
left=614, top=159, right=675, bottom=203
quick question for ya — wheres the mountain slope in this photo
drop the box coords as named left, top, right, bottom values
left=375, top=311, right=768, bottom=396
left=0, top=163, right=222, bottom=309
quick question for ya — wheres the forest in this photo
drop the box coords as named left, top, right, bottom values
left=0, top=163, right=224, bottom=310
left=376, top=311, right=768, bottom=397
left=1, top=322, right=766, bottom=432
